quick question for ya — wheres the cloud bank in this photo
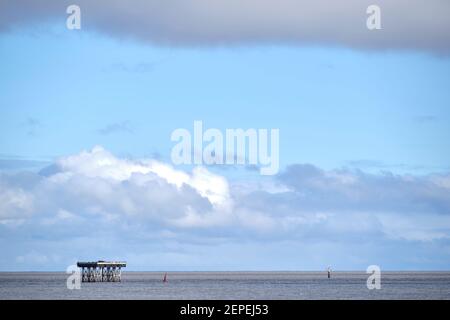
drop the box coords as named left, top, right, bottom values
left=1, top=146, right=450, bottom=270
left=1, top=0, right=450, bottom=54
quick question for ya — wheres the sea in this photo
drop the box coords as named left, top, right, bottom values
left=0, top=272, right=449, bottom=299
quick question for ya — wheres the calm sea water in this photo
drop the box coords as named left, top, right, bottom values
left=0, top=272, right=449, bottom=299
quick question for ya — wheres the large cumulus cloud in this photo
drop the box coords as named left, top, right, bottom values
left=1, top=146, right=233, bottom=229
left=1, top=0, right=449, bottom=54
left=1, top=146, right=450, bottom=270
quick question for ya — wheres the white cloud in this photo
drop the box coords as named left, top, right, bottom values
left=2, top=147, right=450, bottom=238
left=54, top=145, right=230, bottom=210
left=1, top=147, right=450, bottom=270
left=0, top=186, right=34, bottom=224
left=0, top=146, right=232, bottom=230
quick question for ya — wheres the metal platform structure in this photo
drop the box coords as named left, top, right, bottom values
left=77, top=261, right=126, bottom=282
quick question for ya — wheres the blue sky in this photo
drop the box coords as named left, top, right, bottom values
left=1, top=1, right=450, bottom=271
left=2, top=28, right=450, bottom=173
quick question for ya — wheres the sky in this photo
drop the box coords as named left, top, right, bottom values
left=0, top=0, right=450, bottom=271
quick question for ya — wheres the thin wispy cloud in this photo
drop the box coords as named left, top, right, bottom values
left=413, top=115, right=438, bottom=124
left=98, top=121, right=134, bottom=135
left=346, top=160, right=407, bottom=170
left=20, top=117, right=42, bottom=136
left=0, top=159, right=49, bottom=171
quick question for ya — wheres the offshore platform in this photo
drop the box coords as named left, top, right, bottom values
left=77, top=261, right=126, bottom=282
